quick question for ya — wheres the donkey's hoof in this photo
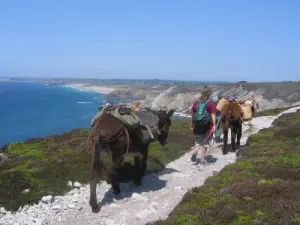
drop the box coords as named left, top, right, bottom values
left=91, top=205, right=100, bottom=213
left=113, top=190, right=121, bottom=195
left=89, top=200, right=100, bottom=213
left=112, top=186, right=121, bottom=195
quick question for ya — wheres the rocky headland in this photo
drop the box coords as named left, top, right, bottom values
left=106, top=82, right=300, bottom=114
left=6, top=78, right=300, bottom=113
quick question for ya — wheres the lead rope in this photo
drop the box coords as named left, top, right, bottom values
left=145, top=125, right=155, bottom=139
left=181, top=125, right=215, bottom=153
left=124, top=128, right=130, bottom=155
left=211, top=116, right=222, bottom=145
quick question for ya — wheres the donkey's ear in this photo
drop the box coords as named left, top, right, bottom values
left=167, top=109, right=175, bottom=117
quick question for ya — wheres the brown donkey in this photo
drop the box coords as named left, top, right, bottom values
left=221, top=102, right=243, bottom=154
left=89, top=109, right=174, bottom=212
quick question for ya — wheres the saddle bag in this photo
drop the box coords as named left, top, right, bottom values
left=135, top=111, right=160, bottom=144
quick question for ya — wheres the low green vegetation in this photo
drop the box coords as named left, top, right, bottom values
left=0, top=119, right=194, bottom=211
left=254, top=106, right=296, bottom=117
left=150, top=109, right=300, bottom=225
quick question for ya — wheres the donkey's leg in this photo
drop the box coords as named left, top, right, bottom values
left=89, top=143, right=104, bottom=212
left=222, top=126, right=228, bottom=155
left=133, top=152, right=143, bottom=186
left=134, top=154, right=140, bottom=169
left=89, top=162, right=100, bottom=212
left=231, top=127, right=237, bottom=151
left=140, top=146, right=149, bottom=178
left=108, top=155, right=122, bottom=195
left=236, top=121, right=242, bottom=147
left=108, top=130, right=128, bottom=195
left=133, top=145, right=149, bottom=186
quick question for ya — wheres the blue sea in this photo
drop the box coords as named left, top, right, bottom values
left=0, top=82, right=186, bottom=146
left=0, top=82, right=126, bottom=146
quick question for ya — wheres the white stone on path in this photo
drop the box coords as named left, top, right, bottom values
left=73, top=182, right=82, bottom=189
left=67, top=181, right=73, bottom=187
left=174, top=186, right=183, bottom=191
left=136, top=209, right=152, bottom=220
left=68, top=204, right=76, bottom=209
left=109, top=203, right=120, bottom=209
left=131, top=193, right=148, bottom=202
left=69, top=189, right=79, bottom=195
left=103, top=219, right=119, bottom=225
left=41, top=195, right=52, bottom=204
left=172, top=172, right=187, bottom=178
left=0, top=207, right=6, bottom=215
left=149, top=202, right=159, bottom=210
left=52, top=205, right=61, bottom=211
left=71, top=194, right=79, bottom=202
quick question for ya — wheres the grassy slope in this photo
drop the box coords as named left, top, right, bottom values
left=149, top=109, right=300, bottom=225
left=254, top=106, right=295, bottom=117
left=0, top=120, right=194, bottom=211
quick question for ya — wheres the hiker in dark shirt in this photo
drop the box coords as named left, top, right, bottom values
left=190, top=86, right=217, bottom=164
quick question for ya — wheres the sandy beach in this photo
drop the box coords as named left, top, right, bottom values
left=64, top=83, right=115, bottom=94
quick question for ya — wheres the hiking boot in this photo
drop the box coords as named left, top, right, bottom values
left=191, top=153, right=197, bottom=162
left=197, top=164, right=205, bottom=171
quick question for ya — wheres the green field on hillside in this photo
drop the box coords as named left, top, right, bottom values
left=254, top=106, right=294, bottom=117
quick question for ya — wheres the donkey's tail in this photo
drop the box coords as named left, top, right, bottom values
left=92, top=141, right=106, bottom=178
left=89, top=141, right=106, bottom=211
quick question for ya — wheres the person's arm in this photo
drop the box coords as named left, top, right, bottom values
left=256, top=102, right=260, bottom=109
left=191, top=101, right=198, bottom=125
left=211, top=113, right=216, bottom=126
left=208, top=101, right=217, bottom=130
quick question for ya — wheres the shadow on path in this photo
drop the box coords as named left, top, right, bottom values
left=96, top=164, right=179, bottom=210
left=191, top=154, right=218, bottom=166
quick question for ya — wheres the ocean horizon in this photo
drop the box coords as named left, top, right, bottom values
left=0, top=81, right=186, bottom=147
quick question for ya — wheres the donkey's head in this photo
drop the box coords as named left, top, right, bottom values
left=145, top=108, right=175, bottom=146
left=224, top=102, right=243, bottom=127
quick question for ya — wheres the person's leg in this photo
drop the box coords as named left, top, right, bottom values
left=191, top=135, right=204, bottom=162
left=200, top=134, right=213, bottom=164
left=200, top=146, right=207, bottom=163
left=191, top=128, right=214, bottom=162
left=191, top=144, right=200, bottom=162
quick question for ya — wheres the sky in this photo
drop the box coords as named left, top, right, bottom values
left=0, top=0, right=299, bottom=82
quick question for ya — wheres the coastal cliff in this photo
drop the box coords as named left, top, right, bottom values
left=5, top=79, right=300, bottom=113
left=106, top=82, right=300, bottom=113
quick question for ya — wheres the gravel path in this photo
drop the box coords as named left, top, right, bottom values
left=1, top=106, right=299, bottom=225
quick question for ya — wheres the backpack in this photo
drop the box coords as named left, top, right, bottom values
left=193, top=99, right=212, bottom=135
